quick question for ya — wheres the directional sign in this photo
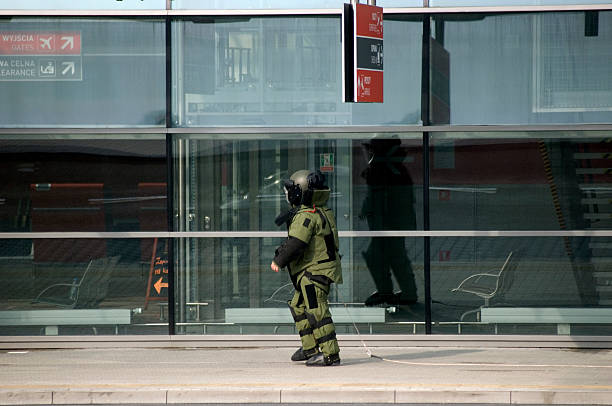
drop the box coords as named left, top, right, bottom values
left=151, top=255, right=169, bottom=295
left=0, top=32, right=81, bottom=54
left=154, top=276, right=169, bottom=294
left=0, top=31, right=82, bottom=81
left=354, top=3, right=383, bottom=103
left=342, top=3, right=383, bottom=103
left=145, top=239, right=169, bottom=308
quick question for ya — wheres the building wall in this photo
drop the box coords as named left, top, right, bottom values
left=1, top=3, right=612, bottom=337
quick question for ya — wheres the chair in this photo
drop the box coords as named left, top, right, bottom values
left=451, top=251, right=517, bottom=321
left=33, top=256, right=120, bottom=309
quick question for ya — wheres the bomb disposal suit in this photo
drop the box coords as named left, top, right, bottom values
left=273, top=170, right=342, bottom=366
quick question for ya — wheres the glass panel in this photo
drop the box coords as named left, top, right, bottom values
left=7, top=0, right=166, bottom=9
left=172, top=1, right=423, bottom=10
left=172, top=133, right=423, bottom=232
left=435, top=12, right=612, bottom=124
left=0, top=18, right=165, bottom=127
left=431, top=237, right=612, bottom=336
left=172, top=237, right=424, bottom=335
left=0, top=238, right=168, bottom=336
left=0, top=135, right=167, bottom=234
left=430, top=131, right=612, bottom=230
left=172, top=16, right=421, bottom=127
left=172, top=133, right=423, bottom=334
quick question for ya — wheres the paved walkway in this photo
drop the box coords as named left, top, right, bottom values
left=1, top=343, right=612, bottom=405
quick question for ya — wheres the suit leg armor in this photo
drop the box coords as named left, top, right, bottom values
left=288, top=287, right=318, bottom=353
left=288, top=272, right=339, bottom=357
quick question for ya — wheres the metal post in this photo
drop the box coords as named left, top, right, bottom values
left=165, top=17, right=176, bottom=336
left=421, top=13, right=432, bottom=335
left=368, top=0, right=376, bottom=5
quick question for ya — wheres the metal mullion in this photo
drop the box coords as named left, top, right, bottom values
left=386, top=4, right=612, bottom=13
left=422, top=12, right=432, bottom=335
left=7, top=230, right=612, bottom=239
left=165, top=124, right=612, bottom=134
left=0, top=128, right=167, bottom=134
left=165, top=17, right=176, bottom=336
left=0, top=10, right=168, bottom=16
left=168, top=9, right=339, bottom=16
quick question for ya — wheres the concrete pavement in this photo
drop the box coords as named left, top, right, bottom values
left=1, top=336, right=612, bottom=405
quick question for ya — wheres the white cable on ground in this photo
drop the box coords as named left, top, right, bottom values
left=340, top=302, right=374, bottom=358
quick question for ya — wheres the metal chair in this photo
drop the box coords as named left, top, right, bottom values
left=451, top=251, right=517, bottom=321
left=33, top=256, right=120, bottom=309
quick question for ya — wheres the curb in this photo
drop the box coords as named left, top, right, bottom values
left=4, top=334, right=612, bottom=350
left=2, top=388, right=612, bottom=405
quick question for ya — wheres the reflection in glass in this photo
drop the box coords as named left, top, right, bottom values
left=0, top=137, right=167, bottom=235
left=435, top=12, right=612, bottom=124
left=171, top=134, right=424, bottom=334
left=360, top=138, right=418, bottom=307
left=430, top=132, right=612, bottom=231
left=431, top=237, right=611, bottom=336
left=0, top=238, right=169, bottom=336
left=430, top=132, right=612, bottom=335
left=172, top=133, right=422, bottom=233
left=171, top=237, right=424, bottom=335
left=0, top=18, right=165, bottom=127
left=173, top=16, right=421, bottom=126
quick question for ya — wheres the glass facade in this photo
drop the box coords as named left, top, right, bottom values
left=8, top=0, right=611, bottom=10
left=0, top=18, right=166, bottom=127
left=430, top=131, right=612, bottom=334
left=432, top=12, right=612, bottom=124
left=431, top=236, right=612, bottom=335
left=429, top=131, right=612, bottom=231
left=170, top=134, right=423, bottom=333
left=0, top=135, right=167, bottom=335
left=1, top=9, right=612, bottom=338
left=172, top=16, right=421, bottom=127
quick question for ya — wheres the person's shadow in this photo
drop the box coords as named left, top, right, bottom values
left=360, top=138, right=418, bottom=307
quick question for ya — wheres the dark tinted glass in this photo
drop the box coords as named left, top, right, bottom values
left=0, top=238, right=169, bottom=336
left=430, top=131, right=612, bottom=230
left=0, top=137, right=167, bottom=235
left=431, top=236, right=612, bottom=335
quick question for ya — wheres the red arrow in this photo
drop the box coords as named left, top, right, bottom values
left=154, top=277, right=168, bottom=294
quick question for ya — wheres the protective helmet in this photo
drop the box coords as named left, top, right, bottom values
left=283, top=169, right=327, bottom=206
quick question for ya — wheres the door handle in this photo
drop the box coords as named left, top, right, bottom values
left=204, top=216, right=211, bottom=230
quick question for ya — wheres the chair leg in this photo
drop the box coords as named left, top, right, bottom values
left=459, top=307, right=481, bottom=322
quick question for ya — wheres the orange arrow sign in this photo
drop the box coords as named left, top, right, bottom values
left=154, top=277, right=168, bottom=294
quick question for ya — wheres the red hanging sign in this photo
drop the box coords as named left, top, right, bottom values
left=342, top=3, right=383, bottom=103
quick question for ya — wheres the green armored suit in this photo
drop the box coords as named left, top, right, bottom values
left=285, top=194, right=342, bottom=285
left=273, top=170, right=342, bottom=366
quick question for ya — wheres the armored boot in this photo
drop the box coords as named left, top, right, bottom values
left=305, top=352, right=340, bottom=366
left=291, top=346, right=319, bottom=361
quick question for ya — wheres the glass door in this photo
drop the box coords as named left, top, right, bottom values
left=173, top=134, right=354, bottom=333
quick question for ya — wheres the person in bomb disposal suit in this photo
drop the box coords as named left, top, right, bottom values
left=271, top=169, right=342, bottom=366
